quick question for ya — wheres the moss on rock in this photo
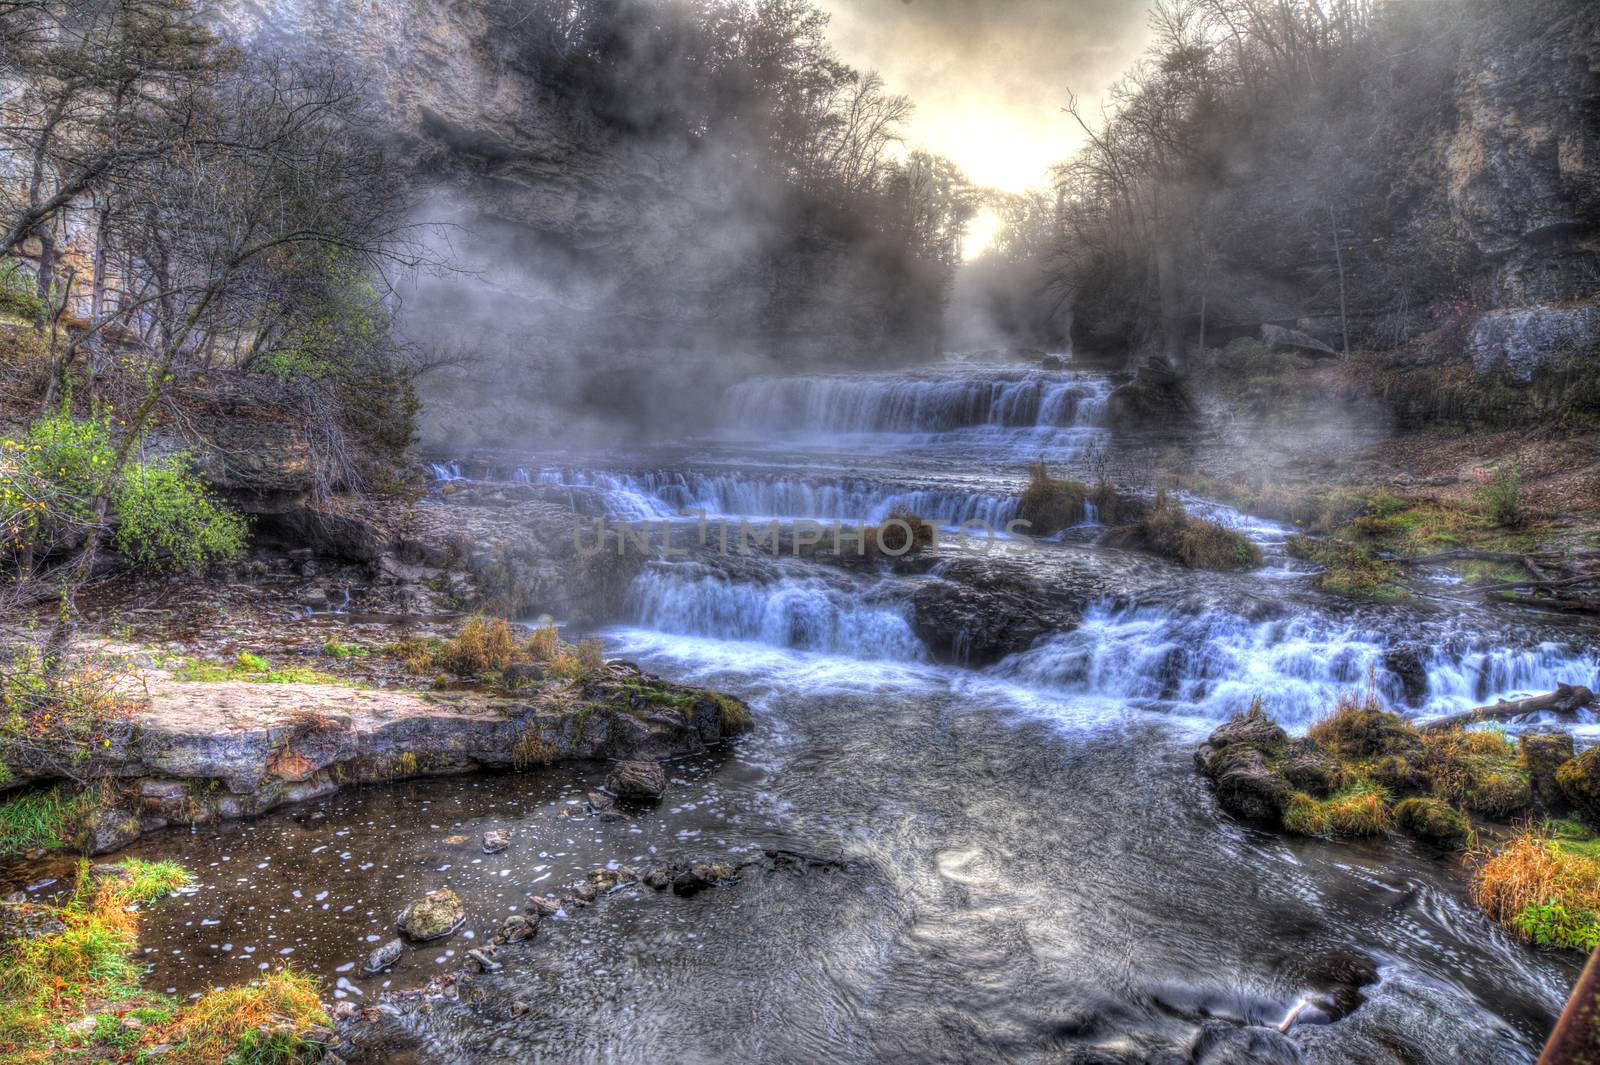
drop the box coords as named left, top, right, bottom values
left=1393, top=796, right=1470, bottom=848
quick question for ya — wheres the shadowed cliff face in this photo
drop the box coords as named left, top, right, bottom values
left=218, top=0, right=950, bottom=452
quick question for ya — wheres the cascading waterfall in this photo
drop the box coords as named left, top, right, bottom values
left=529, top=467, right=1019, bottom=526
left=626, top=564, right=926, bottom=661
left=722, top=369, right=1113, bottom=433
left=992, top=603, right=1600, bottom=727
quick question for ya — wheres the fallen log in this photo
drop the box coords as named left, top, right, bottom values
left=1421, top=683, right=1596, bottom=732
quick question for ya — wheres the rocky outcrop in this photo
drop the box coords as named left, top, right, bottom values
left=1467, top=303, right=1600, bottom=381
left=910, top=563, right=1080, bottom=666
left=42, top=660, right=750, bottom=855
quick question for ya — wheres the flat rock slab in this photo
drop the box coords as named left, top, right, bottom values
left=55, top=660, right=752, bottom=855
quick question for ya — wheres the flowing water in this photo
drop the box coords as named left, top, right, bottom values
left=48, top=360, right=1600, bottom=1062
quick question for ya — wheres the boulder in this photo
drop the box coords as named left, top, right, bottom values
left=670, top=862, right=735, bottom=897
left=1521, top=732, right=1575, bottom=814
left=396, top=888, right=465, bottom=942
left=1468, top=303, right=1600, bottom=382
left=605, top=759, right=667, bottom=800
left=1204, top=745, right=1290, bottom=823
left=1204, top=706, right=1288, bottom=752
left=494, top=914, right=537, bottom=944
left=1382, top=646, right=1430, bottom=707
left=362, top=938, right=405, bottom=975
left=79, top=808, right=142, bottom=856
left=1557, top=747, right=1600, bottom=826
left=1393, top=797, right=1469, bottom=849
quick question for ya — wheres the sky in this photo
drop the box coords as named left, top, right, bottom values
left=816, top=0, right=1153, bottom=196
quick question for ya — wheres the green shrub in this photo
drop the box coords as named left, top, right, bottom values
left=1512, top=902, right=1600, bottom=951
left=113, top=455, right=248, bottom=570
left=3, top=411, right=246, bottom=572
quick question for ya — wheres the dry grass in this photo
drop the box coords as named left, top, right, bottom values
left=439, top=616, right=516, bottom=673
left=1306, top=688, right=1414, bottom=759
left=1472, top=826, right=1600, bottom=948
left=160, top=968, right=328, bottom=1065
left=525, top=623, right=561, bottom=662
left=576, top=637, right=605, bottom=673
left=513, top=726, right=559, bottom=769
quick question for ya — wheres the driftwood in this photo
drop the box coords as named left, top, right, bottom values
left=1421, top=683, right=1596, bottom=733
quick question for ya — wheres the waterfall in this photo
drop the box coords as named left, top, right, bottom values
left=991, top=604, right=1600, bottom=727
left=626, top=565, right=926, bottom=661
left=723, top=369, right=1113, bottom=433
left=528, top=467, right=1020, bottom=526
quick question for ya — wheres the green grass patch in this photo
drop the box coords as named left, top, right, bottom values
left=319, top=639, right=370, bottom=660
left=1286, top=535, right=1406, bottom=601
left=0, top=786, right=99, bottom=859
left=174, top=654, right=344, bottom=686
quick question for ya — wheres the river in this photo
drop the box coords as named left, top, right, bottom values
left=124, top=360, right=1600, bottom=1062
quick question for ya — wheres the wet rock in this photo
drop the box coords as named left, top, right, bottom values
left=482, top=829, right=510, bottom=854
left=1200, top=745, right=1289, bottom=823
left=396, top=888, right=466, bottom=942
left=589, top=867, right=639, bottom=894
left=568, top=881, right=599, bottom=905
left=671, top=862, right=735, bottom=898
left=464, top=948, right=502, bottom=974
left=524, top=894, right=561, bottom=918
left=586, top=789, right=617, bottom=814
left=494, top=914, right=538, bottom=944
left=1204, top=706, right=1288, bottom=752
left=363, top=938, right=405, bottom=975
left=1382, top=646, right=1429, bottom=707
left=1392, top=798, right=1469, bottom=849
left=911, top=569, right=1080, bottom=666
left=641, top=864, right=676, bottom=890
left=0, top=901, right=66, bottom=943
left=79, top=808, right=142, bottom=855
left=1, top=891, right=23, bottom=905
left=606, top=759, right=667, bottom=800
left=511, top=1000, right=531, bottom=1016
left=1557, top=746, right=1600, bottom=826
left=1521, top=732, right=1575, bottom=814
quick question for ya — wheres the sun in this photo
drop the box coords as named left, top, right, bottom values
left=962, top=205, right=1004, bottom=260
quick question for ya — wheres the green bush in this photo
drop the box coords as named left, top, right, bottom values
left=3, top=410, right=246, bottom=572
left=1513, top=901, right=1600, bottom=951
left=113, top=455, right=248, bottom=570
